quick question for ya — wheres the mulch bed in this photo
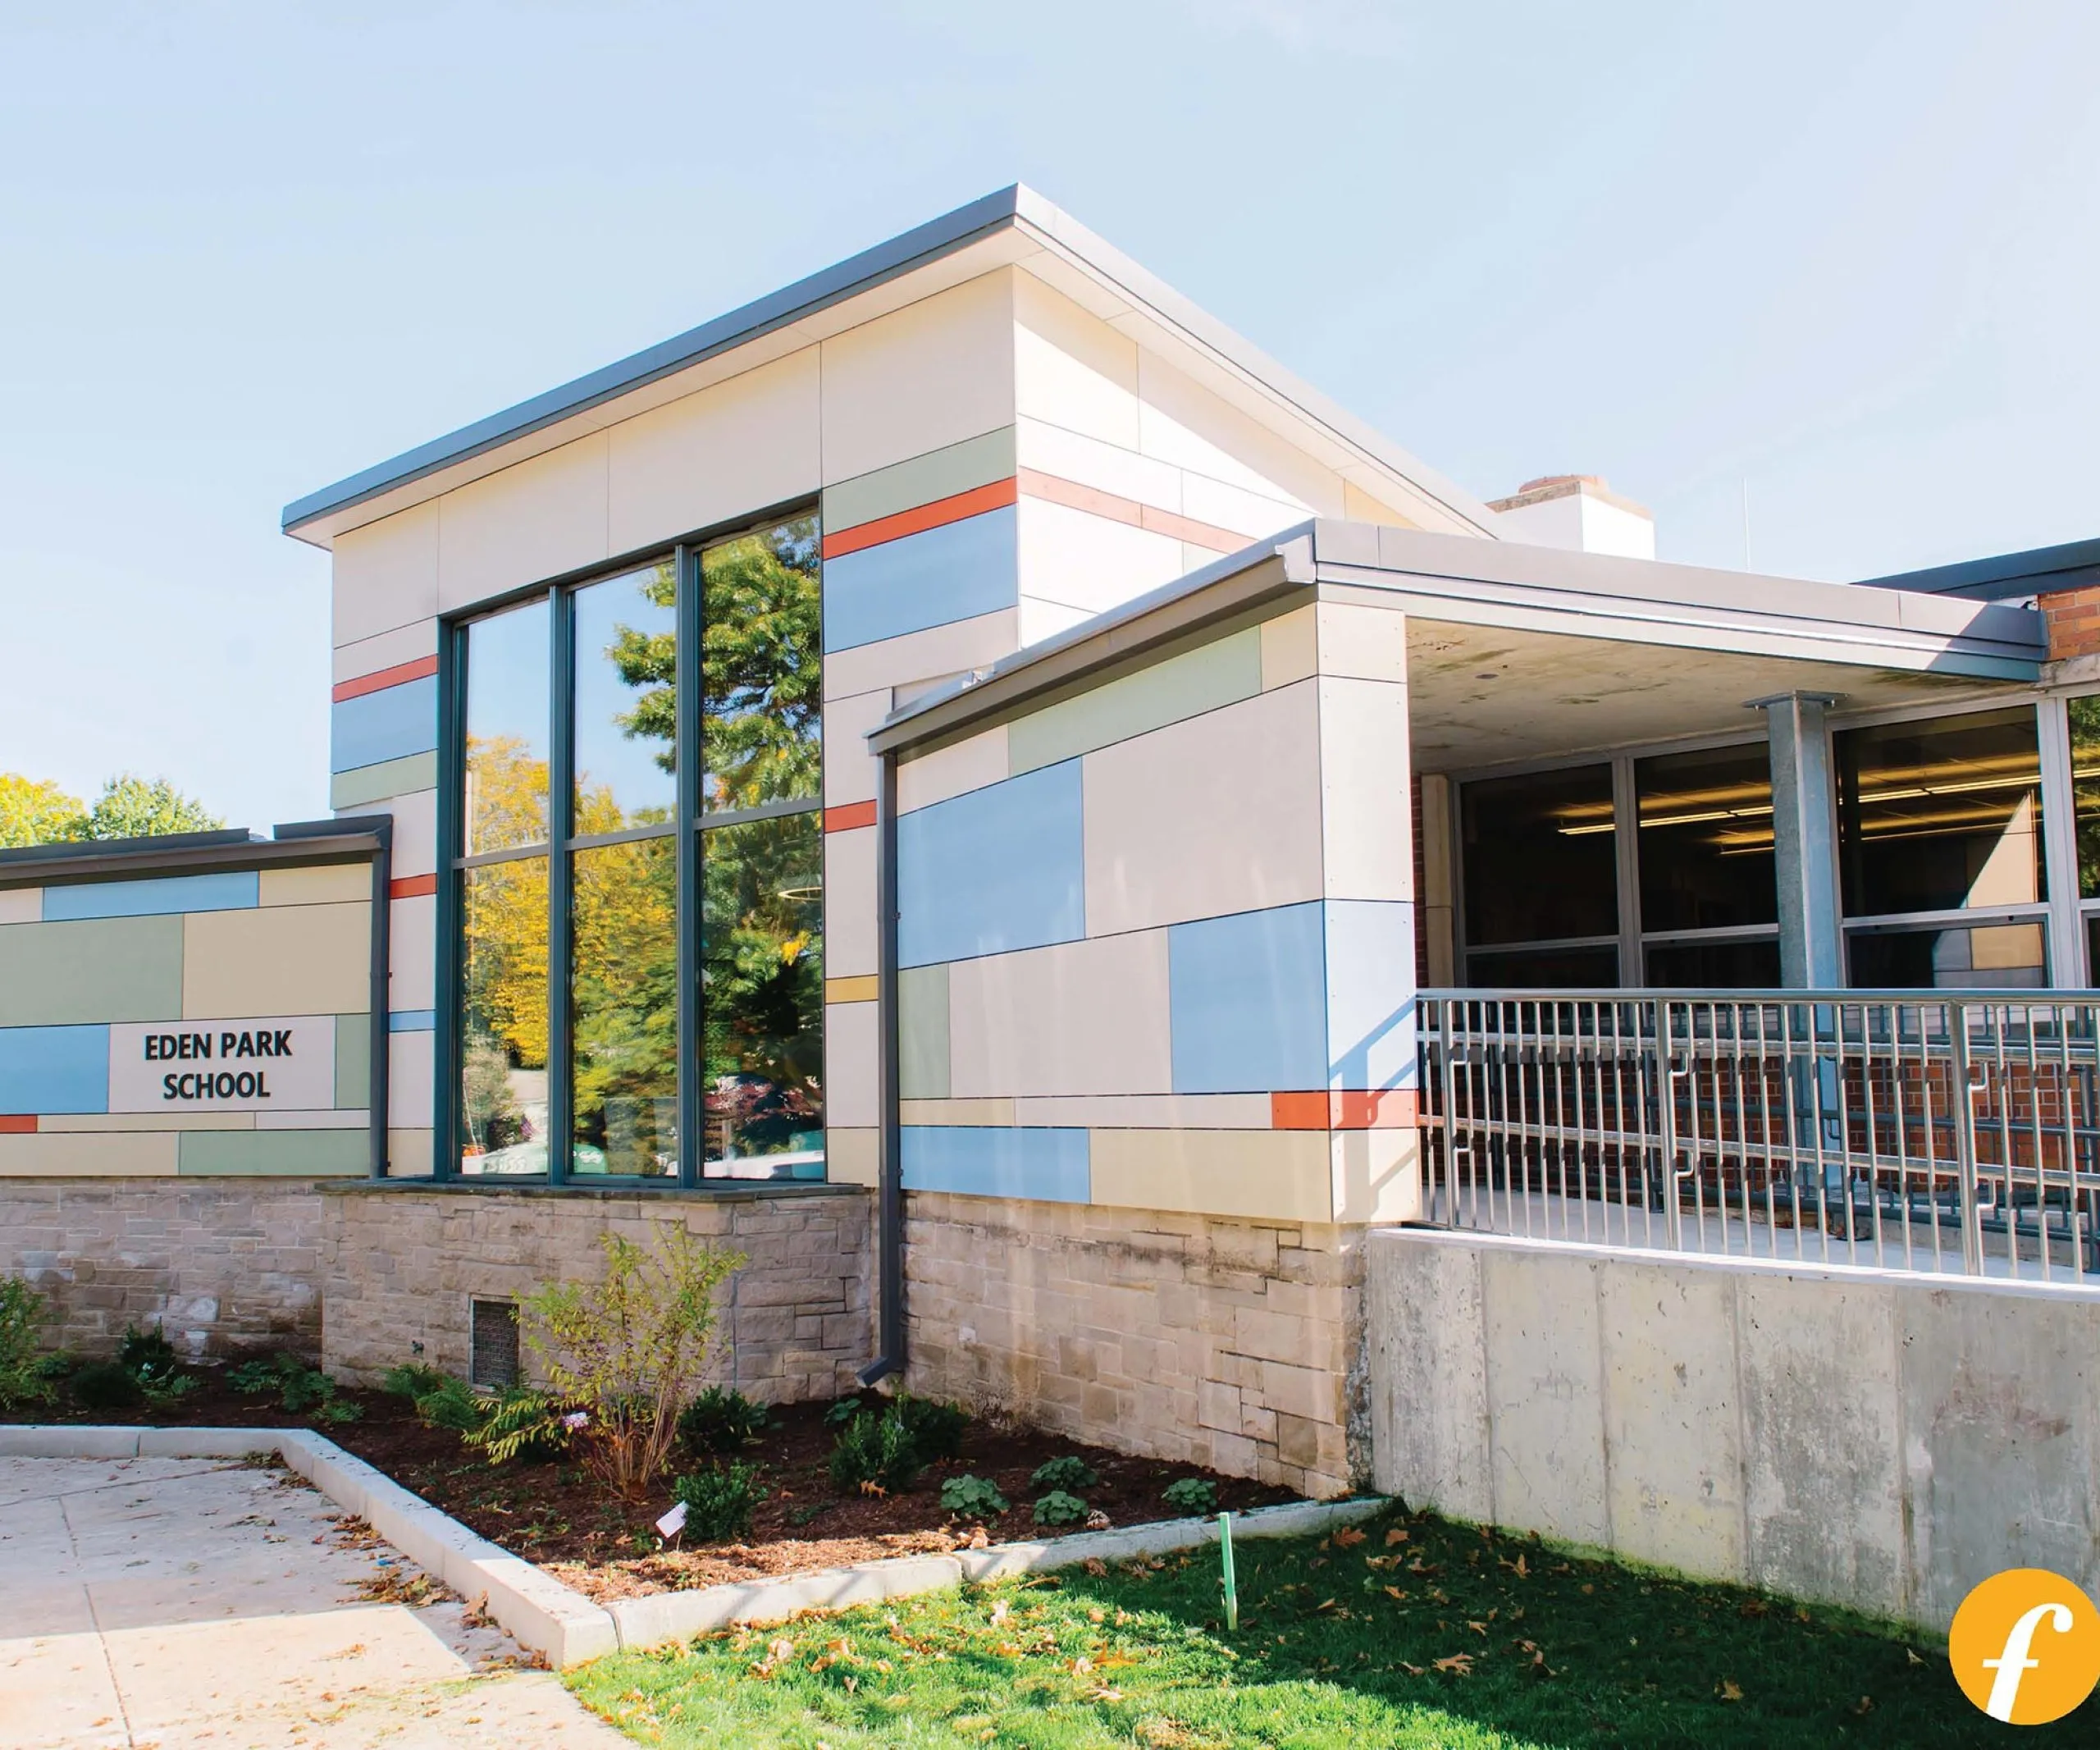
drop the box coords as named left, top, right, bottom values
left=7, top=1374, right=1301, bottom=1603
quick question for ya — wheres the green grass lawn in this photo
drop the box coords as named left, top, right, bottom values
left=564, top=1503, right=2093, bottom=1748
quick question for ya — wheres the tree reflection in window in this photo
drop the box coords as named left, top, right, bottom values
left=701, top=517, right=822, bottom=808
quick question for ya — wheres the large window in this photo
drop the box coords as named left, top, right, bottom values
left=1635, top=743, right=1779, bottom=985
left=1460, top=764, right=1619, bottom=987
left=451, top=512, right=824, bottom=1183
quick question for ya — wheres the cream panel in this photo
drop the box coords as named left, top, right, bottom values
left=331, top=618, right=438, bottom=683
left=1016, top=497, right=1184, bottom=616
left=382, top=789, right=439, bottom=880
left=438, top=432, right=610, bottom=611
left=1342, top=478, right=1418, bottom=529
left=388, top=1029, right=433, bottom=1130
left=608, top=350, right=820, bottom=554
left=1013, top=1094, right=1271, bottom=1129
left=1137, top=354, right=1346, bottom=515
left=1083, top=683, right=1325, bottom=935
left=1178, top=472, right=1310, bottom=542
left=1089, top=1127, right=1332, bottom=1223
left=388, top=1127, right=435, bottom=1175
left=260, top=864, right=370, bottom=907
left=1016, top=416, right=1180, bottom=509
left=1260, top=606, right=1317, bottom=691
left=820, top=272, right=1016, bottom=484
left=332, top=501, right=440, bottom=647
left=183, top=903, right=372, bottom=1018
left=901, top=1098, right=1017, bottom=1126
left=1317, top=601, right=1410, bottom=683
left=0, top=1131, right=177, bottom=1177
left=897, top=727, right=1009, bottom=815
left=1013, top=273, right=1140, bottom=447
left=255, top=1108, right=369, bottom=1129
left=389, top=893, right=437, bottom=1011
left=1320, top=679, right=1413, bottom=902
left=824, top=688, right=892, bottom=810
left=824, top=826, right=878, bottom=980
left=827, top=999, right=879, bottom=1128
left=0, top=889, right=39, bottom=925
left=948, top=930, right=1172, bottom=1099
left=1018, top=597, right=1095, bottom=647
left=826, top=1126, right=879, bottom=1188
left=39, top=1113, right=255, bottom=1132
left=1331, top=1127, right=1422, bottom=1223
left=823, top=609, right=1018, bottom=702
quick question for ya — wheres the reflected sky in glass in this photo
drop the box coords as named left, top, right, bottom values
left=573, top=562, right=677, bottom=833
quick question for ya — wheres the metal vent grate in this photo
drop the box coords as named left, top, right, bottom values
left=468, top=1299, right=519, bottom=1389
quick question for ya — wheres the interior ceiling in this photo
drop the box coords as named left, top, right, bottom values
left=1406, top=619, right=2011, bottom=774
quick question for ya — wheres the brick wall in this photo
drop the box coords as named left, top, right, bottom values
left=2043, top=585, right=2100, bottom=660
left=902, top=1190, right=1368, bottom=1499
left=2, top=1179, right=327, bottom=1358
left=320, top=1184, right=873, bottom=1402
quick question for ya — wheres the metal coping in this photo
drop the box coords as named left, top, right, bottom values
left=1856, top=534, right=2100, bottom=602
left=0, top=817, right=388, bottom=886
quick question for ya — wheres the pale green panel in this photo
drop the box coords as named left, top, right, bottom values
left=0, top=915, right=183, bottom=1026
left=177, top=1128, right=368, bottom=1176
left=897, top=962, right=951, bottom=1100
left=822, top=427, right=1016, bottom=532
left=1008, top=629, right=1263, bottom=775
left=335, top=1013, right=372, bottom=1108
left=331, top=752, right=438, bottom=811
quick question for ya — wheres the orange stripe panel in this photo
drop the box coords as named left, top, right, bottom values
left=390, top=874, right=438, bottom=900
left=1270, top=1090, right=1422, bottom=1131
left=332, top=654, right=439, bottom=703
left=822, top=477, right=1019, bottom=560
left=1016, top=468, right=1253, bottom=555
left=0, top=1115, right=34, bottom=1134
left=824, top=801, right=878, bottom=834
left=1269, top=1092, right=1329, bottom=1131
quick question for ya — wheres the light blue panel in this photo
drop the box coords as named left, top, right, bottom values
left=823, top=505, right=1017, bottom=651
left=388, top=1009, right=437, bottom=1032
left=1169, top=902, right=1328, bottom=1094
left=897, top=761, right=1084, bottom=968
left=43, top=871, right=257, bottom=921
left=0, top=1024, right=109, bottom=1113
left=331, top=674, right=438, bottom=774
left=900, top=1126, right=1090, bottom=1203
left=1325, top=900, right=1418, bottom=1091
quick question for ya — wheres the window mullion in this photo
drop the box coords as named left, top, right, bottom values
left=675, top=542, right=701, bottom=1189
left=547, top=587, right=577, bottom=1186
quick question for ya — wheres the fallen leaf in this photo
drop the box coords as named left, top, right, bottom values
left=1466, top=1620, right=1488, bottom=1637
left=989, top=1601, right=1011, bottom=1627
left=1334, top=1526, right=1367, bottom=1548
left=1315, top=1598, right=1338, bottom=1612
left=1401, top=1661, right=1425, bottom=1676
left=1385, top=1528, right=1410, bottom=1547
left=1084, top=1558, right=1107, bottom=1577
left=1906, top=1649, right=1924, bottom=1667
left=1383, top=1586, right=1407, bottom=1601
left=1851, top=1697, right=1874, bottom=1716
left=1072, top=1656, right=1094, bottom=1677
left=1434, top=1653, right=1474, bottom=1676
left=1718, top=1679, right=1743, bottom=1702
left=1088, top=1687, right=1125, bottom=1702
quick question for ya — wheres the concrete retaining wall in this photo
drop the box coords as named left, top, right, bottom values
left=1365, top=1227, right=2100, bottom=1633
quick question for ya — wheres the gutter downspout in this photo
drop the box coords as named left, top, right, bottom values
left=860, top=747, right=905, bottom=1387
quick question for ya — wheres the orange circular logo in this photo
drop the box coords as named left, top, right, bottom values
left=1948, top=1569, right=2100, bottom=1725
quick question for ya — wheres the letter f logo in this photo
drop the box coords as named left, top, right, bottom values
left=1952, top=1569, right=2100, bottom=1726
left=1984, top=1602, right=2074, bottom=1722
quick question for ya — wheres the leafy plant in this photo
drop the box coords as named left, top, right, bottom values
left=71, top=1360, right=144, bottom=1410
left=896, top=1393, right=967, bottom=1463
left=117, top=1323, right=181, bottom=1384
left=412, top=1375, right=486, bottom=1435
left=823, top=1395, right=866, bottom=1428
left=523, top=1227, right=746, bottom=1501
left=679, top=1385, right=770, bottom=1454
left=275, top=1364, right=336, bottom=1414
left=141, top=1372, right=201, bottom=1412
left=0, top=1277, right=52, bottom=1410
left=380, top=1361, right=448, bottom=1400
left=673, top=1461, right=768, bottom=1541
left=1029, top=1455, right=1098, bottom=1495
left=938, top=1474, right=1008, bottom=1519
left=226, top=1356, right=286, bottom=1394
left=828, top=1406, right=924, bottom=1495
left=1032, top=1489, right=1089, bottom=1527
left=314, top=1396, right=364, bottom=1425
left=1162, top=1477, right=1218, bottom=1515
left=464, top=1387, right=572, bottom=1464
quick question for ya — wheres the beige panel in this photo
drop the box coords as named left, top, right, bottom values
left=897, top=727, right=1008, bottom=815
left=438, top=431, right=610, bottom=611
left=182, top=902, right=372, bottom=1019
left=901, top=1098, right=1016, bottom=1126
left=821, top=271, right=1016, bottom=484
left=1089, top=1127, right=1332, bottom=1222
left=1317, top=600, right=1411, bottom=683
left=332, top=501, right=440, bottom=647
left=1016, top=497, right=1184, bottom=617
left=826, top=1126, right=879, bottom=1188
left=948, top=931, right=1172, bottom=1099
left=38, top=1113, right=255, bottom=1132
left=607, top=350, right=820, bottom=554
left=822, top=608, right=1019, bottom=703
left=1014, top=416, right=1181, bottom=510
left=1331, top=1127, right=1422, bottom=1224
left=331, top=617, right=438, bottom=684
left=388, top=1127, right=435, bottom=1176
left=388, top=1029, right=433, bottom=1131
left=0, top=889, right=39, bottom=925
left=1420, top=774, right=1455, bottom=986
left=1178, top=472, right=1308, bottom=542
left=1342, top=477, right=1419, bottom=530
left=1260, top=605, right=1317, bottom=691
left=377, top=788, right=439, bottom=880
left=0, top=1131, right=178, bottom=1177
left=260, top=863, right=371, bottom=907
left=824, top=825, right=878, bottom=980
left=1320, top=678, right=1413, bottom=902
left=1012, top=1093, right=1271, bottom=1129
left=827, top=999, right=879, bottom=1129
left=1083, top=682, right=1325, bottom=936
left=389, top=892, right=436, bottom=1012
left=1017, top=596, right=1095, bottom=647
left=1014, top=272, right=1139, bottom=446
left=254, top=1108, right=369, bottom=1129
left=824, top=688, right=891, bottom=810
left=1137, top=352, right=1344, bottom=515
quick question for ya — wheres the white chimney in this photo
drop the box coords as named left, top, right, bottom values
left=1487, top=475, right=1655, bottom=560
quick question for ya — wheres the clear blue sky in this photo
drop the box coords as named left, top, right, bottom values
left=3, top=1, right=2095, bottom=829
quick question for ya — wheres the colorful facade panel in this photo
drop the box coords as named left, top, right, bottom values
left=822, top=503, right=1019, bottom=651
left=329, top=672, right=437, bottom=774
left=899, top=1123, right=1089, bottom=1203
left=897, top=760, right=1085, bottom=967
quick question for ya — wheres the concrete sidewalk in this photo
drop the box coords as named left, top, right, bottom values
left=0, top=1454, right=626, bottom=1749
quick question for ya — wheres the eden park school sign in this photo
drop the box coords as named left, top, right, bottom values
left=107, top=1016, right=337, bottom=1113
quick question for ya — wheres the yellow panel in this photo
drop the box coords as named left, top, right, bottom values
left=260, top=863, right=372, bottom=907
left=39, top=1113, right=255, bottom=1132
left=1089, top=1127, right=1333, bottom=1223
left=0, top=1131, right=178, bottom=1177
left=387, top=1127, right=435, bottom=1176
left=900, top=1098, right=1016, bottom=1126
left=826, top=1126, right=879, bottom=1187
left=183, top=902, right=372, bottom=1019
left=1259, top=605, right=1317, bottom=691
left=825, top=975, right=879, bottom=1004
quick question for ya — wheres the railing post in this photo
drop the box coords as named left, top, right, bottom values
left=1658, top=998, right=1682, bottom=1250
left=1950, top=1000, right=1984, bottom=1275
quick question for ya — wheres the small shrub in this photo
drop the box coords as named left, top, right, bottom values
left=673, top=1461, right=768, bottom=1541
left=1162, top=1477, right=1217, bottom=1515
left=413, top=1376, right=485, bottom=1435
left=464, top=1387, right=572, bottom=1464
left=1029, top=1455, right=1098, bottom=1494
left=679, top=1386, right=770, bottom=1455
left=276, top=1364, right=336, bottom=1415
left=141, top=1372, right=201, bottom=1412
left=72, top=1361, right=144, bottom=1411
left=938, top=1474, right=1008, bottom=1519
left=828, top=1407, right=923, bottom=1495
left=896, top=1393, right=967, bottom=1463
left=314, top=1396, right=364, bottom=1425
left=823, top=1395, right=866, bottom=1428
left=380, top=1362, right=447, bottom=1400
left=1033, top=1489, right=1089, bottom=1527
left=117, top=1323, right=181, bottom=1385
left=0, top=1278, right=52, bottom=1410
left=226, top=1357, right=285, bottom=1394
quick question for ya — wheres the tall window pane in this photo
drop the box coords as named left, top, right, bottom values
left=1462, top=765, right=1617, bottom=947
left=1836, top=708, right=2044, bottom=916
left=571, top=836, right=677, bottom=1175
left=460, top=857, right=549, bottom=1174
left=701, top=812, right=823, bottom=1176
left=573, top=561, right=678, bottom=833
left=701, top=516, right=822, bottom=811
left=2069, top=695, right=2100, bottom=899
left=1636, top=744, right=1776, bottom=932
left=464, top=599, right=550, bottom=855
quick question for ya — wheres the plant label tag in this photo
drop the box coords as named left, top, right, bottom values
left=656, top=1501, right=688, bottom=1538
